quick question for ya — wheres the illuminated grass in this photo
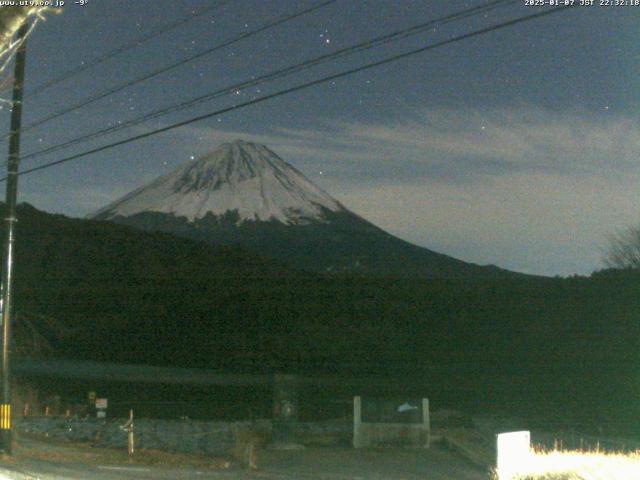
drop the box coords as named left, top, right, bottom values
left=495, top=447, right=640, bottom=480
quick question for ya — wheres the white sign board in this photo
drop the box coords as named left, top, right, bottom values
left=496, top=431, right=531, bottom=480
left=95, top=398, right=108, bottom=409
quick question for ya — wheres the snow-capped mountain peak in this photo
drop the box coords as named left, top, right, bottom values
left=91, top=140, right=344, bottom=224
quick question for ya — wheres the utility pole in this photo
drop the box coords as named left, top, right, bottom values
left=0, top=21, right=29, bottom=455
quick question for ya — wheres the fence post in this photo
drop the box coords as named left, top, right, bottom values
left=128, top=410, right=134, bottom=456
left=121, top=409, right=134, bottom=456
left=353, top=396, right=362, bottom=448
left=422, top=398, right=430, bottom=448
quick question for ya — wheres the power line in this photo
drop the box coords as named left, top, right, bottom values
left=29, top=1, right=233, bottom=97
left=21, top=0, right=514, bottom=162
left=13, top=0, right=338, bottom=138
left=0, top=5, right=575, bottom=183
left=20, top=0, right=517, bottom=164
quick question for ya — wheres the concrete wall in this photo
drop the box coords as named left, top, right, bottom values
left=353, top=396, right=430, bottom=448
left=354, top=422, right=429, bottom=447
left=17, top=417, right=255, bottom=455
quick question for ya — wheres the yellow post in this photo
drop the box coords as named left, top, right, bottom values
left=0, top=404, right=10, bottom=430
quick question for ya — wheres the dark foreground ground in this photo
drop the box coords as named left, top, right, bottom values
left=0, top=434, right=489, bottom=480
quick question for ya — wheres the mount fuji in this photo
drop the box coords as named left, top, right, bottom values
left=91, top=140, right=514, bottom=278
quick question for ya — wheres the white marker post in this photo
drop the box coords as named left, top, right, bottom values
left=496, top=431, right=531, bottom=480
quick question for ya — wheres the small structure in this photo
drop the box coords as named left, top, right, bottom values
left=353, top=396, right=430, bottom=448
left=271, top=374, right=303, bottom=449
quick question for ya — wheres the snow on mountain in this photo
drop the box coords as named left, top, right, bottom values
left=91, top=140, right=345, bottom=225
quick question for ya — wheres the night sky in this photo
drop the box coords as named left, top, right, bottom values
left=1, top=0, right=638, bottom=276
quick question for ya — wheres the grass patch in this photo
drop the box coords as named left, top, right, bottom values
left=495, top=447, right=640, bottom=480
left=12, top=433, right=231, bottom=470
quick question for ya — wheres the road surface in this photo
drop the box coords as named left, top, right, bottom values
left=0, top=436, right=490, bottom=479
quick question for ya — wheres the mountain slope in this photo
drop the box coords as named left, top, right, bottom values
left=91, top=140, right=518, bottom=278
left=6, top=203, right=640, bottom=433
left=8, top=202, right=299, bottom=367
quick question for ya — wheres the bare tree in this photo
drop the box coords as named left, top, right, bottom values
left=604, top=225, right=640, bottom=269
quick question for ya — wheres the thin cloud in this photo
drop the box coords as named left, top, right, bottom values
left=175, top=105, right=640, bottom=184
left=335, top=106, right=639, bottom=179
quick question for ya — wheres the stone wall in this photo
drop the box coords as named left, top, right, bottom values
left=15, top=416, right=352, bottom=454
